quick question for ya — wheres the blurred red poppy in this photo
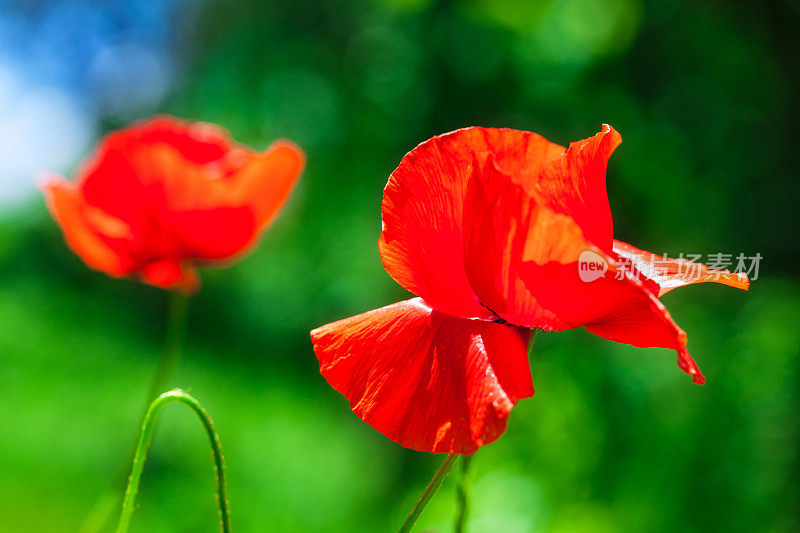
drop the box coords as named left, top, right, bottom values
left=42, top=116, right=305, bottom=293
left=311, top=125, right=748, bottom=454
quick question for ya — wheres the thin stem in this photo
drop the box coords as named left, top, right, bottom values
left=115, top=389, right=231, bottom=533
left=454, top=455, right=473, bottom=533
left=399, top=453, right=460, bottom=533
left=144, top=291, right=189, bottom=407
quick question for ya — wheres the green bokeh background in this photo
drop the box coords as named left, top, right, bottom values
left=1, top=0, right=799, bottom=531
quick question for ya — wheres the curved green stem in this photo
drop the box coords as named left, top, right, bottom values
left=454, top=455, right=473, bottom=533
left=398, top=453, right=460, bottom=533
left=115, top=389, right=231, bottom=533
left=79, top=292, right=190, bottom=533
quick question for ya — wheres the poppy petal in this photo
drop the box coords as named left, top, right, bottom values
left=379, top=128, right=564, bottom=319
left=519, top=259, right=705, bottom=382
left=78, top=117, right=249, bottom=227
left=41, top=178, right=135, bottom=276
left=311, top=298, right=533, bottom=454
left=78, top=141, right=150, bottom=233
left=531, top=124, right=621, bottom=253
left=114, top=115, right=236, bottom=165
left=45, top=115, right=305, bottom=292
left=130, top=145, right=259, bottom=260
left=380, top=126, right=617, bottom=318
left=462, top=153, right=590, bottom=329
left=613, top=240, right=750, bottom=296
left=169, top=206, right=257, bottom=260
left=140, top=259, right=199, bottom=294
left=229, top=139, right=305, bottom=229
left=584, top=278, right=704, bottom=383
left=84, top=138, right=302, bottom=262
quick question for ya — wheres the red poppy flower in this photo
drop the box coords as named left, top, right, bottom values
left=311, top=125, right=748, bottom=454
left=42, top=116, right=305, bottom=293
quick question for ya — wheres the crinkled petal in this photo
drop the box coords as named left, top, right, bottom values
left=463, top=154, right=590, bottom=329
left=379, top=126, right=618, bottom=320
left=459, top=125, right=705, bottom=388
left=311, top=298, right=533, bottom=454
left=379, top=127, right=564, bottom=319
left=613, top=240, right=750, bottom=296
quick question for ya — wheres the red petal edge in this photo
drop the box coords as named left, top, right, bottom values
left=583, top=273, right=706, bottom=384
left=613, top=240, right=750, bottom=296
left=519, top=256, right=707, bottom=383
left=41, top=177, right=135, bottom=276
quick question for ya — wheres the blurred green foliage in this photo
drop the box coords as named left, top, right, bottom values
left=1, top=0, right=799, bottom=531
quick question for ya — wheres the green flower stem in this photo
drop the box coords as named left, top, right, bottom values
left=454, top=455, right=473, bottom=533
left=399, top=453, right=461, bottom=533
left=116, top=389, right=231, bottom=533
left=144, top=291, right=190, bottom=407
